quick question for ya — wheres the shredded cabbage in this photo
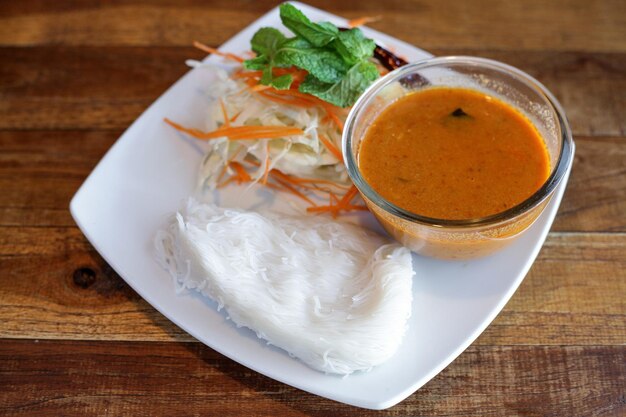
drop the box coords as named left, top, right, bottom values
left=185, top=62, right=350, bottom=192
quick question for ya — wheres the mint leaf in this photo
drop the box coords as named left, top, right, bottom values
left=279, top=3, right=338, bottom=47
left=244, top=5, right=380, bottom=106
left=243, top=55, right=268, bottom=70
left=271, top=74, right=293, bottom=90
left=275, top=38, right=348, bottom=83
left=259, top=65, right=293, bottom=90
left=247, top=34, right=347, bottom=85
left=260, top=66, right=273, bottom=85
left=245, top=27, right=294, bottom=89
left=317, top=21, right=340, bottom=34
left=299, top=61, right=379, bottom=108
left=250, top=27, right=287, bottom=56
left=332, top=28, right=376, bottom=65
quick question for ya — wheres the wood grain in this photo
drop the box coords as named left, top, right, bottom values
left=0, top=130, right=117, bottom=223
left=1, top=47, right=624, bottom=135
left=1, top=0, right=624, bottom=52
left=1, top=231, right=624, bottom=345
left=477, top=233, right=626, bottom=345
left=0, top=339, right=624, bottom=417
left=553, top=137, right=626, bottom=232
left=0, top=47, right=190, bottom=131
left=2, top=131, right=625, bottom=232
left=1, top=0, right=624, bottom=414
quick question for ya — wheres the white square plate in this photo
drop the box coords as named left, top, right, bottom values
left=70, top=2, right=573, bottom=410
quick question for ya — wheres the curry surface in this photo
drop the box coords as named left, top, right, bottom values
left=358, top=88, right=550, bottom=220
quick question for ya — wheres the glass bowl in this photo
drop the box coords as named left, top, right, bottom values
left=343, top=56, right=574, bottom=260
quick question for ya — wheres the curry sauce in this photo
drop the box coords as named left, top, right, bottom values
left=358, top=87, right=551, bottom=220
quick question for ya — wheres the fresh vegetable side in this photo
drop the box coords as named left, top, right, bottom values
left=164, top=3, right=395, bottom=217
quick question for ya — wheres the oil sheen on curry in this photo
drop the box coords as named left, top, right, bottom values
left=358, top=87, right=551, bottom=220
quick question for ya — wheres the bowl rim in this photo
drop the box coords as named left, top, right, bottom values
left=342, top=55, right=575, bottom=229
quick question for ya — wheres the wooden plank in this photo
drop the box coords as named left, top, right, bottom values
left=0, top=130, right=117, bottom=221
left=0, top=2, right=621, bottom=415
left=477, top=232, right=626, bottom=345
left=0, top=47, right=625, bottom=135
left=553, top=137, right=626, bottom=232
left=0, top=246, right=178, bottom=342
left=0, top=207, right=75, bottom=228
left=0, top=339, right=623, bottom=416
left=0, top=46, right=190, bottom=131
left=0, top=232, right=624, bottom=345
left=2, top=131, right=625, bottom=231
left=0, top=130, right=118, bottom=171
left=0, top=0, right=624, bottom=52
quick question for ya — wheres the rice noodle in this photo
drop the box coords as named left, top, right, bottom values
left=155, top=199, right=414, bottom=375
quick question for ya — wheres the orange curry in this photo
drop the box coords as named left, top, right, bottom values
left=358, top=87, right=550, bottom=220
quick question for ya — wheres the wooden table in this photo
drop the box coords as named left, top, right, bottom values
left=1, top=1, right=624, bottom=415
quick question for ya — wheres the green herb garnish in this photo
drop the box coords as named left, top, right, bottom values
left=243, top=3, right=379, bottom=107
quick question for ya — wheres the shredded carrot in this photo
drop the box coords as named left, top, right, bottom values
left=230, top=162, right=252, bottom=183
left=347, top=16, right=382, bottom=28
left=270, top=171, right=350, bottom=189
left=230, top=111, right=242, bottom=123
left=305, top=185, right=361, bottom=217
left=193, top=40, right=245, bottom=63
left=267, top=170, right=351, bottom=202
left=216, top=146, right=244, bottom=184
left=268, top=170, right=340, bottom=191
left=231, top=68, right=308, bottom=85
left=287, top=181, right=339, bottom=195
left=266, top=88, right=344, bottom=112
left=262, top=141, right=271, bottom=185
left=266, top=167, right=291, bottom=181
left=325, top=110, right=344, bottom=131
left=217, top=146, right=243, bottom=183
left=263, top=182, right=282, bottom=191
left=318, top=134, right=343, bottom=160
left=218, top=157, right=250, bottom=188
left=215, top=156, right=364, bottom=216
left=268, top=170, right=316, bottom=193
left=257, top=90, right=317, bottom=108
left=236, top=77, right=273, bottom=95
left=164, top=118, right=304, bottom=140
left=329, top=192, right=339, bottom=205
left=272, top=176, right=317, bottom=206
left=249, top=84, right=272, bottom=92
left=226, top=126, right=304, bottom=140
left=310, top=185, right=358, bottom=216
left=164, top=118, right=215, bottom=139
left=273, top=88, right=330, bottom=107
left=337, top=185, right=359, bottom=208
left=218, top=99, right=230, bottom=128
